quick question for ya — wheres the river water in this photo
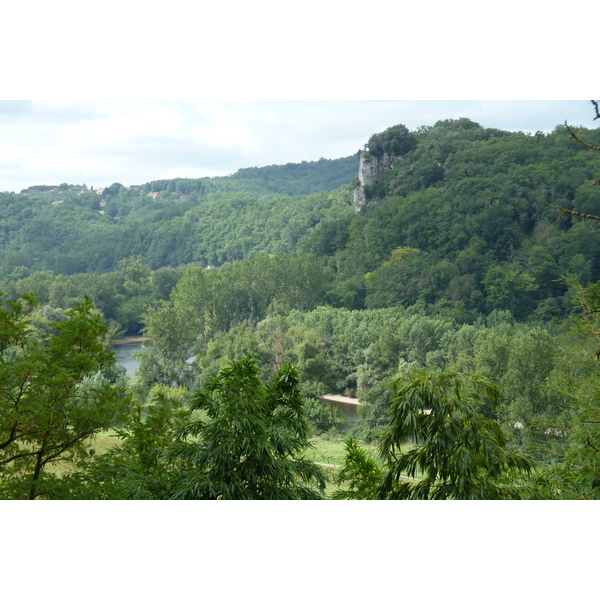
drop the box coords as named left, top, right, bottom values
left=113, top=342, right=143, bottom=378
left=323, top=399, right=360, bottom=432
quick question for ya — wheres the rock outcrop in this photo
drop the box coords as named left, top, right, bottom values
left=353, top=151, right=394, bottom=212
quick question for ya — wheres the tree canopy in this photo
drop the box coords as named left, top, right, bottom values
left=377, top=370, right=532, bottom=499
left=367, top=123, right=417, bottom=157
left=0, top=294, right=129, bottom=499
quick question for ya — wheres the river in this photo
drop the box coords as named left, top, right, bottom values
left=322, top=399, right=360, bottom=432
left=113, top=341, right=144, bottom=378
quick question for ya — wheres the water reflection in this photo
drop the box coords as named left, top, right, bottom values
left=113, top=342, right=143, bottom=378
left=323, top=399, right=360, bottom=432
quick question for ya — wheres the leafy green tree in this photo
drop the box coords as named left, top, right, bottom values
left=103, top=182, right=126, bottom=198
left=331, top=438, right=384, bottom=499
left=483, top=264, right=538, bottom=316
left=367, top=124, right=417, bottom=158
left=500, top=328, right=562, bottom=451
left=0, top=294, right=130, bottom=499
left=530, top=278, right=600, bottom=498
left=364, top=247, right=424, bottom=309
left=78, top=387, right=191, bottom=500
left=118, top=255, right=152, bottom=290
left=377, top=370, right=532, bottom=499
left=135, top=300, right=194, bottom=390
left=151, top=266, right=183, bottom=301
left=169, top=356, right=326, bottom=499
left=114, top=293, right=153, bottom=334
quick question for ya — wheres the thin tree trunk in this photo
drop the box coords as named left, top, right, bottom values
left=28, top=434, right=49, bottom=500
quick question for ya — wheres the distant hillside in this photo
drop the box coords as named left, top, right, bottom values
left=229, top=155, right=359, bottom=195
left=3, top=117, right=600, bottom=325
left=0, top=155, right=358, bottom=276
left=141, top=154, right=359, bottom=198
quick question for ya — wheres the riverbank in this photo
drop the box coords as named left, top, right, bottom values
left=322, top=394, right=361, bottom=406
left=113, top=335, right=148, bottom=345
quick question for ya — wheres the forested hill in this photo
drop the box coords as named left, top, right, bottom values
left=0, top=155, right=359, bottom=275
left=307, top=119, right=600, bottom=321
left=2, top=117, right=600, bottom=326
left=141, top=154, right=359, bottom=198
left=229, top=155, right=359, bottom=195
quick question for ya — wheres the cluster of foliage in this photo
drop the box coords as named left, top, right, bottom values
left=332, top=371, right=534, bottom=500
left=0, top=256, right=185, bottom=334
left=0, top=295, right=130, bottom=499
left=366, top=124, right=417, bottom=158
left=38, top=356, right=326, bottom=500
left=377, top=371, right=532, bottom=499
left=0, top=293, right=540, bottom=500
left=526, top=280, right=600, bottom=498
left=153, top=302, right=566, bottom=456
left=0, top=294, right=328, bottom=501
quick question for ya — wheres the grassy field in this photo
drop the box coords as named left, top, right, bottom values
left=304, top=437, right=379, bottom=467
left=44, top=430, right=123, bottom=476
left=50, top=432, right=416, bottom=498
left=90, top=430, right=123, bottom=453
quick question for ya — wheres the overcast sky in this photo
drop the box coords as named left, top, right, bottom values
left=2, top=3, right=596, bottom=195
left=0, top=100, right=597, bottom=193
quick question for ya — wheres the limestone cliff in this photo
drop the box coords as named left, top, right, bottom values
left=353, top=151, right=394, bottom=212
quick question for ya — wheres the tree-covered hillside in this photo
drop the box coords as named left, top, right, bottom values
left=2, top=118, right=600, bottom=331
left=0, top=155, right=358, bottom=276
left=309, top=119, right=600, bottom=321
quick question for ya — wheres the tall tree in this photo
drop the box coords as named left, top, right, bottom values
left=136, top=300, right=194, bottom=390
left=377, top=370, right=532, bottom=499
left=0, top=294, right=130, bottom=499
left=169, top=356, right=326, bottom=499
left=530, top=279, right=600, bottom=498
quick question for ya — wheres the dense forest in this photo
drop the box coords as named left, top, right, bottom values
left=2, top=112, right=600, bottom=499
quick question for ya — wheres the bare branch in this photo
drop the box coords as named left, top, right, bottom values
left=586, top=436, right=600, bottom=453
left=556, top=206, right=600, bottom=221
left=565, top=121, right=600, bottom=152
left=592, top=100, right=600, bottom=121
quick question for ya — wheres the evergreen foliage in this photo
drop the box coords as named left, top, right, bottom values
left=169, top=356, right=326, bottom=499
left=377, top=370, right=532, bottom=499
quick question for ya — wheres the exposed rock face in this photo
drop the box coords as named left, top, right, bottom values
left=353, top=151, right=394, bottom=212
left=358, top=152, right=391, bottom=185
left=353, top=185, right=367, bottom=212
